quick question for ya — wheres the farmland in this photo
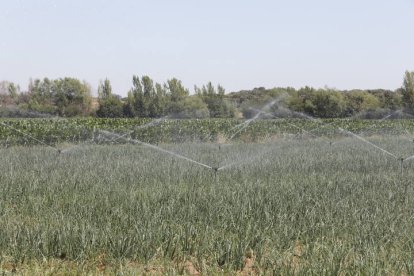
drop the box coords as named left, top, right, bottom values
left=1, top=118, right=414, bottom=274
left=1, top=117, right=414, bottom=146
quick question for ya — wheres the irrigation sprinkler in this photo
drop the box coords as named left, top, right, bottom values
left=399, top=157, right=404, bottom=176
left=337, top=126, right=412, bottom=176
left=212, top=166, right=219, bottom=179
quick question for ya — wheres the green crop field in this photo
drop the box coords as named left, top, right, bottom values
left=1, top=117, right=414, bottom=146
left=1, top=119, right=414, bottom=274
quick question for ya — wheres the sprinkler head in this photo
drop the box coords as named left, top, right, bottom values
left=57, top=149, right=62, bottom=154
left=211, top=167, right=219, bottom=172
left=400, top=157, right=404, bottom=162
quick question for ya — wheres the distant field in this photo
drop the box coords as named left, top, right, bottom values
left=1, top=134, right=414, bottom=274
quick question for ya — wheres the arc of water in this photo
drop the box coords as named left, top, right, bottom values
left=252, top=109, right=320, bottom=139
left=359, top=110, right=413, bottom=140
left=379, top=113, right=394, bottom=121
left=403, top=155, right=414, bottom=162
left=307, top=121, right=337, bottom=133
left=395, top=114, right=412, bottom=137
left=228, top=104, right=270, bottom=133
left=104, top=131, right=213, bottom=170
left=338, top=127, right=398, bottom=159
left=279, top=109, right=343, bottom=137
left=285, top=121, right=320, bottom=138
left=227, top=119, right=257, bottom=141
left=136, top=140, right=213, bottom=170
left=0, top=122, right=60, bottom=152
left=104, top=117, right=167, bottom=144
left=288, top=110, right=325, bottom=123
left=226, top=100, right=278, bottom=141
left=61, top=117, right=168, bottom=154
left=355, top=111, right=395, bottom=137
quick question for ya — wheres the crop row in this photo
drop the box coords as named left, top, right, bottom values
left=0, top=118, right=413, bottom=146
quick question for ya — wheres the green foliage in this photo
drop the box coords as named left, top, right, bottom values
left=1, top=117, right=413, bottom=147
left=0, top=81, right=20, bottom=106
left=173, top=96, right=210, bottom=118
left=288, top=87, right=346, bottom=118
left=1, top=71, right=413, bottom=119
left=369, top=89, right=402, bottom=110
left=96, top=79, right=124, bottom=118
left=26, top=77, right=93, bottom=116
left=344, top=90, right=381, bottom=116
left=195, top=82, right=235, bottom=118
left=126, top=75, right=172, bottom=118
left=402, top=70, right=414, bottom=112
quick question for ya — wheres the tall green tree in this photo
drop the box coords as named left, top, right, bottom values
left=310, top=89, right=345, bottom=118
left=141, top=76, right=157, bottom=117
left=53, top=78, right=93, bottom=116
left=402, top=70, right=414, bottom=112
left=0, top=81, right=20, bottom=105
left=195, top=82, right=235, bottom=118
left=96, top=79, right=123, bottom=118
left=125, top=75, right=167, bottom=117
left=166, top=78, right=190, bottom=115
left=98, top=79, right=112, bottom=98
left=130, top=75, right=146, bottom=117
left=343, top=90, right=381, bottom=116
left=8, top=83, right=19, bottom=103
left=149, top=83, right=168, bottom=117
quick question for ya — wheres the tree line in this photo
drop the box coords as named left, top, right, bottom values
left=1, top=71, right=413, bottom=118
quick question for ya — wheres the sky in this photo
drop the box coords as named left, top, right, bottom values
left=1, top=0, right=413, bottom=96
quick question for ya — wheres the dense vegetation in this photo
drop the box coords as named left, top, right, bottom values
left=1, top=117, right=414, bottom=147
left=1, top=71, right=413, bottom=118
left=1, top=137, right=414, bottom=274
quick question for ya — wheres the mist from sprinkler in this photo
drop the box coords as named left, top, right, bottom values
left=250, top=109, right=321, bottom=139
left=3, top=103, right=414, bottom=177
left=226, top=100, right=278, bottom=141
left=0, top=122, right=61, bottom=153
left=103, top=116, right=168, bottom=144
left=60, top=117, right=168, bottom=154
left=338, top=127, right=398, bottom=160
left=236, top=108, right=414, bottom=173
left=100, top=130, right=215, bottom=170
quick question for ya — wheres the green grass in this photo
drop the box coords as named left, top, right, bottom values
left=1, top=136, right=414, bottom=274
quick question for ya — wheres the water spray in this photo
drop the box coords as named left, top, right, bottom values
left=0, top=122, right=61, bottom=153
left=102, top=117, right=168, bottom=144
left=252, top=109, right=321, bottom=139
left=60, top=117, right=169, bottom=154
left=225, top=100, right=279, bottom=142
left=101, top=130, right=214, bottom=170
left=338, top=127, right=398, bottom=160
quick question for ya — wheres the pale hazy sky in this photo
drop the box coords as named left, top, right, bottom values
left=1, top=0, right=413, bottom=96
